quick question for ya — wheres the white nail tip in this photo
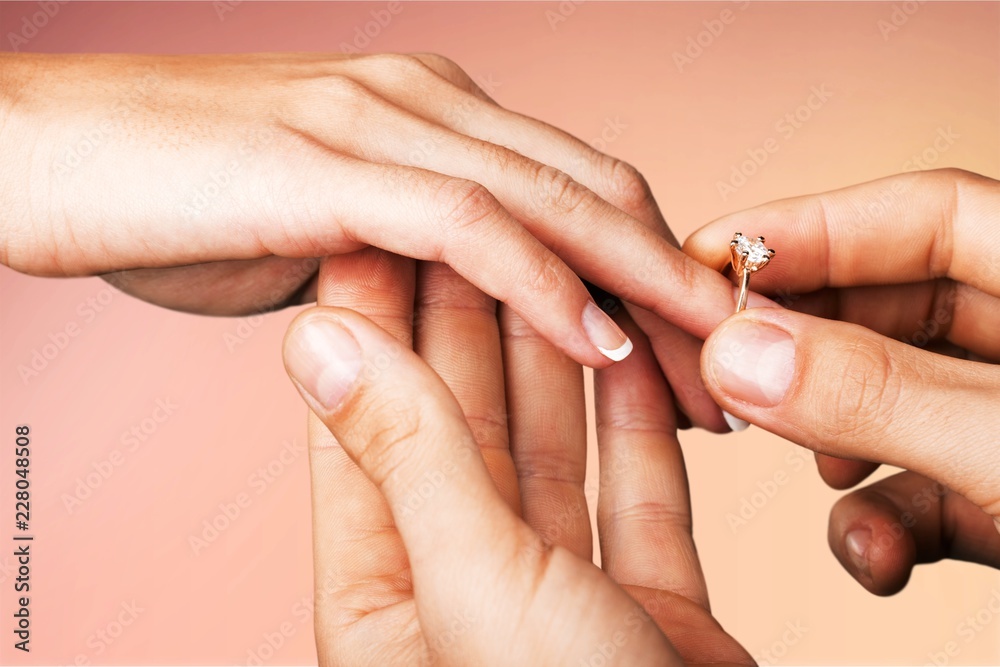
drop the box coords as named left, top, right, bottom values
left=723, top=410, right=750, bottom=432
left=598, top=337, right=633, bottom=362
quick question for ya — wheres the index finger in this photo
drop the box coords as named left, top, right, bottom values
left=683, top=169, right=1000, bottom=298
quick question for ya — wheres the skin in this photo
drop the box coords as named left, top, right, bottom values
left=281, top=253, right=753, bottom=666
left=685, top=168, right=1000, bottom=596
left=0, top=51, right=748, bottom=430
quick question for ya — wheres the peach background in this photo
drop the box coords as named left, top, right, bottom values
left=1, top=1, right=998, bottom=664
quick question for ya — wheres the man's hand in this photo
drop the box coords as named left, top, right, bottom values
left=685, top=168, right=1000, bottom=594
left=281, top=252, right=752, bottom=665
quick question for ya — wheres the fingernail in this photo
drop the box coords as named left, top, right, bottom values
left=708, top=320, right=794, bottom=406
left=285, top=319, right=363, bottom=410
left=722, top=410, right=750, bottom=432
left=845, top=528, right=873, bottom=582
left=582, top=301, right=633, bottom=361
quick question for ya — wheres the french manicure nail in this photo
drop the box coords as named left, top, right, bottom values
left=845, top=528, right=873, bottom=582
left=722, top=410, right=750, bottom=432
left=709, top=320, right=795, bottom=406
left=582, top=301, right=633, bottom=361
left=285, top=319, right=363, bottom=409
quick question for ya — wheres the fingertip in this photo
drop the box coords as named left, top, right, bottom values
left=815, top=453, right=880, bottom=490
left=583, top=300, right=633, bottom=364
left=722, top=410, right=750, bottom=432
left=283, top=308, right=365, bottom=412
left=700, top=311, right=797, bottom=409
left=681, top=225, right=731, bottom=272
left=829, top=493, right=917, bottom=596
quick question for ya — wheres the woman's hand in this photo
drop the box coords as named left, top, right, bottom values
left=684, top=168, right=1000, bottom=595
left=281, top=252, right=751, bottom=665
left=0, top=52, right=739, bottom=421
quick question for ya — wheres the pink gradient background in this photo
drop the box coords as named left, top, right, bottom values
left=1, top=1, right=998, bottom=664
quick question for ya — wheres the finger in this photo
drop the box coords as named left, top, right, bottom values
left=500, top=304, right=591, bottom=559
left=588, top=283, right=727, bottom=433
left=284, top=305, right=678, bottom=665
left=285, top=305, right=517, bottom=577
left=414, top=263, right=520, bottom=511
left=595, top=310, right=710, bottom=610
left=290, top=79, right=748, bottom=341
left=814, top=452, right=880, bottom=490
left=827, top=471, right=1000, bottom=596
left=410, top=52, right=498, bottom=102
left=701, top=307, right=1000, bottom=515
left=306, top=251, right=415, bottom=638
left=47, top=129, right=633, bottom=369
left=684, top=169, right=1000, bottom=299
left=626, top=304, right=729, bottom=432
left=782, top=280, right=1000, bottom=361
left=338, top=53, right=674, bottom=242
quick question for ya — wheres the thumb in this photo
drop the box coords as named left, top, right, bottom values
left=282, top=306, right=520, bottom=571
left=701, top=308, right=1000, bottom=516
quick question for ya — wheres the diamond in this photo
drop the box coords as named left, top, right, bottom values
left=730, top=232, right=774, bottom=273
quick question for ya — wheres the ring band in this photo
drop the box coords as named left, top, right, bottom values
left=730, top=232, right=775, bottom=313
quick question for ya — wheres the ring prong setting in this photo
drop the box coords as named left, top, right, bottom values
left=730, top=232, right=776, bottom=312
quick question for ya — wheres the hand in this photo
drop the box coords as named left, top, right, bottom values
left=684, top=168, right=1000, bottom=595
left=0, top=52, right=738, bottom=427
left=281, top=253, right=752, bottom=665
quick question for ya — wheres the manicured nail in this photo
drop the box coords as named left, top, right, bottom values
left=582, top=301, right=632, bottom=361
left=708, top=320, right=794, bottom=406
left=845, top=528, right=873, bottom=582
left=722, top=410, right=750, bottom=432
left=285, top=318, right=363, bottom=409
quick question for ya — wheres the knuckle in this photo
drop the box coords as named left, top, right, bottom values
left=521, top=249, right=570, bottom=297
left=298, top=73, right=380, bottom=123
left=826, top=337, right=902, bottom=442
left=532, top=163, right=593, bottom=215
left=605, top=158, right=655, bottom=217
left=932, top=166, right=977, bottom=186
left=431, top=178, right=504, bottom=240
left=353, top=396, right=425, bottom=487
left=364, top=52, right=421, bottom=73
left=410, top=53, right=469, bottom=82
